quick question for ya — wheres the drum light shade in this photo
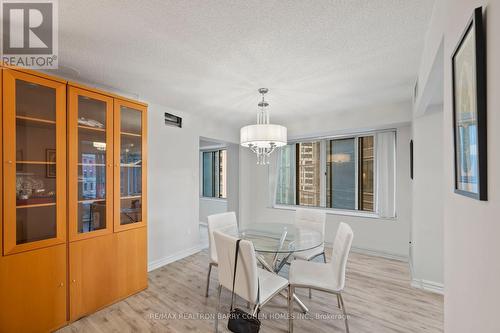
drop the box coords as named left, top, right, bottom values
left=240, top=88, right=287, bottom=164
left=240, top=124, right=287, bottom=148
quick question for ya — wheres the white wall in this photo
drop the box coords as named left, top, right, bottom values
left=240, top=123, right=412, bottom=260
left=147, top=103, right=238, bottom=270
left=418, top=1, right=500, bottom=331
left=199, top=198, right=227, bottom=224
left=410, top=16, right=445, bottom=292
left=285, top=101, right=412, bottom=139
left=443, top=2, right=500, bottom=332
left=411, top=108, right=444, bottom=291
left=415, top=0, right=446, bottom=110
left=226, top=143, right=240, bottom=216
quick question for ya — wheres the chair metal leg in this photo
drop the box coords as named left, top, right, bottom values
left=308, top=288, right=312, bottom=299
left=294, top=293, right=309, bottom=313
left=215, top=284, right=222, bottom=333
left=338, top=293, right=349, bottom=333
left=288, top=285, right=294, bottom=333
left=278, top=290, right=309, bottom=313
left=336, top=293, right=341, bottom=308
left=205, top=263, right=214, bottom=297
left=322, top=252, right=327, bottom=263
left=252, top=304, right=260, bottom=317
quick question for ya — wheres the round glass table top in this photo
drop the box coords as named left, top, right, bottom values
left=237, top=223, right=323, bottom=254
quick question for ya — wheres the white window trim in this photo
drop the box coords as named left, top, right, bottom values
left=199, top=196, right=228, bottom=203
left=272, top=203, right=396, bottom=220
left=354, top=136, right=359, bottom=210
left=319, top=140, right=327, bottom=207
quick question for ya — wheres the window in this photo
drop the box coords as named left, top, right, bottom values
left=202, top=149, right=227, bottom=199
left=358, top=136, right=374, bottom=211
left=275, top=131, right=396, bottom=216
left=297, top=142, right=321, bottom=206
left=276, top=144, right=295, bottom=205
left=327, top=138, right=356, bottom=210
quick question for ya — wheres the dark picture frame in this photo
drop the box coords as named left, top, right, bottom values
left=451, top=7, right=487, bottom=201
left=46, top=149, right=56, bottom=178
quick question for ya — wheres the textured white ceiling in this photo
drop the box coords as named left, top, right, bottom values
left=52, top=0, right=434, bottom=127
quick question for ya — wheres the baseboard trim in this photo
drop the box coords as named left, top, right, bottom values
left=411, top=278, right=444, bottom=295
left=148, top=244, right=203, bottom=272
left=349, top=246, right=409, bottom=262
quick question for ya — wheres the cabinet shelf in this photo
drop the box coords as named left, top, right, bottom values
left=121, top=195, right=141, bottom=200
left=17, top=160, right=56, bottom=165
left=16, top=115, right=56, bottom=124
left=16, top=202, right=56, bottom=209
left=78, top=163, right=106, bottom=167
left=120, top=163, right=141, bottom=168
left=78, top=125, right=106, bottom=132
left=121, top=131, right=141, bottom=137
left=78, top=199, right=106, bottom=204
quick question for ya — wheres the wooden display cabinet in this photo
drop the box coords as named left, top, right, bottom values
left=67, top=86, right=148, bottom=321
left=0, top=67, right=148, bottom=332
left=68, top=86, right=114, bottom=241
left=2, top=69, right=67, bottom=255
left=0, top=67, right=68, bottom=332
left=113, top=99, right=147, bottom=232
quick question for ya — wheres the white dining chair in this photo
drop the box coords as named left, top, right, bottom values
left=292, top=208, right=327, bottom=262
left=205, top=212, right=239, bottom=297
left=291, top=208, right=326, bottom=298
left=288, top=222, right=354, bottom=333
left=213, top=231, right=290, bottom=333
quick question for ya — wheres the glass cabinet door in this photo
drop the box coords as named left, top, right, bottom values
left=2, top=69, right=66, bottom=255
left=68, top=86, right=113, bottom=241
left=114, top=99, right=147, bottom=231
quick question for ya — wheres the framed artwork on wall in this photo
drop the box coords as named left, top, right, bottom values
left=451, top=6, right=487, bottom=201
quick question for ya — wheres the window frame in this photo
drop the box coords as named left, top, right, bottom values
left=200, top=148, right=227, bottom=200
left=273, top=129, right=395, bottom=219
left=295, top=141, right=322, bottom=207
left=357, top=135, right=376, bottom=212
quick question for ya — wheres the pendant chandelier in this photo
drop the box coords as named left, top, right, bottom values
left=240, top=88, right=287, bottom=165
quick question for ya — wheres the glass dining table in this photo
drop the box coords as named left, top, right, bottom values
left=233, top=223, right=323, bottom=313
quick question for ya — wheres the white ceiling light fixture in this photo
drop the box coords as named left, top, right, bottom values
left=240, top=88, right=287, bottom=165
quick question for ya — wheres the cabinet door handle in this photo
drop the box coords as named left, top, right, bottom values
left=72, top=279, right=76, bottom=283
left=58, top=282, right=64, bottom=287
left=6, top=160, right=12, bottom=164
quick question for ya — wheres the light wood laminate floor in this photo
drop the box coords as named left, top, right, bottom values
left=59, top=250, right=443, bottom=333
